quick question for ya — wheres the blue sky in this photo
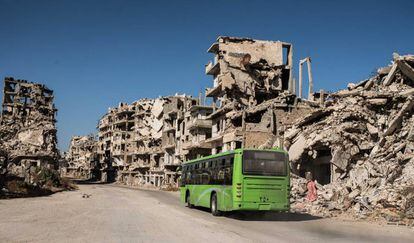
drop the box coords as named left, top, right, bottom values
left=0, top=0, right=413, bottom=150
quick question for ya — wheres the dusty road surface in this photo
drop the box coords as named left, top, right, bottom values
left=0, top=184, right=412, bottom=243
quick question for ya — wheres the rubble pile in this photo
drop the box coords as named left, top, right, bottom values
left=287, top=54, right=414, bottom=223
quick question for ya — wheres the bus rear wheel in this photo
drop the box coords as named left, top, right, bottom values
left=211, top=193, right=222, bottom=216
left=186, top=192, right=193, bottom=208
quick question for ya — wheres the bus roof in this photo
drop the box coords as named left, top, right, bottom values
left=182, top=147, right=287, bottom=165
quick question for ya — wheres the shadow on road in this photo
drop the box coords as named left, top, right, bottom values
left=228, top=211, right=322, bottom=222
left=191, top=206, right=321, bottom=222
left=70, top=178, right=113, bottom=185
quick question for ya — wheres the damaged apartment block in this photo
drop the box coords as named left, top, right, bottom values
left=63, top=135, right=97, bottom=179
left=0, top=77, right=58, bottom=181
left=96, top=95, right=209, bottom=187
left=204, top=36, right=313, bottom=155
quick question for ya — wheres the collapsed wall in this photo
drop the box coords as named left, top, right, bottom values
left=287, top=54, right=414, bottom=223
left=0, top=77, right=59, bottom=181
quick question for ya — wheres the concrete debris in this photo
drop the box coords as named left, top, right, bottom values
left=287, top=54, right=414, bottom=224
left=0, top=77, right=59, bottom=184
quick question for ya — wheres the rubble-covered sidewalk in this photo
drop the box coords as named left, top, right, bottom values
left=287, top=54, right=414, bottom=225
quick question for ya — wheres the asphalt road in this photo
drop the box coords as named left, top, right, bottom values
left=0, top=184, right=412, bottom=242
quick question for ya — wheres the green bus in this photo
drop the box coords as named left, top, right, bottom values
left=180, top=148, right=290, bottom=216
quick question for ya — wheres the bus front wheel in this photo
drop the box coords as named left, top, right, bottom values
left=211, top=193, right=222, bottom=216
left=186, top=192, right=193, bottom=208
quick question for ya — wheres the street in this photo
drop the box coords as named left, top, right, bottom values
left=0, top=184, right=412, bottom=243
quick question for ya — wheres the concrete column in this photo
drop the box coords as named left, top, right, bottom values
left=292, top=78, right=296, bottom=96
left=307, top=58, right=313, bottom=100
left=223, top=143, right=228, bottom=152
left=299, top=59, right=304, bottom=99
left=320, top=89, right=325, bottom=106
left=287, top=45, right=294, bottom=93
left=242, top=111, right=246, bottom=131
left=230, top=141, right=236, bottom=151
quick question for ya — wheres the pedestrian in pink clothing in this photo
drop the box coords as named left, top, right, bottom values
left=305, top=172, right=317, bottom=202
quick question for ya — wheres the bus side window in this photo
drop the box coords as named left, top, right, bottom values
left=217, top=158, right=225, bottom=184
left=197, top=162, right=202, bottom=185
left=224, top=156, right=234, bottom=185
left=181, top=166, right=186, bottom=186
left=191, top=164, right=196, bottom=185
left=185, top=165, right=193, bottom=185
left=211, top=160, right=218, bottom=184
left=201, top=161, right=209, bottom=184
left=194, top=163, right=198, bottom=185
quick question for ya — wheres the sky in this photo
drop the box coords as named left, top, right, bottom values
left=0, top=0, right=413, bottom=151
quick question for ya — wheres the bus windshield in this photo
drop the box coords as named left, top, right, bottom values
left=242, top=150, right=288, bottom=176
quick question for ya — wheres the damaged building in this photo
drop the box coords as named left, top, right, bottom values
left=96, top=95, right=208, bottom=187
left=63, top=135, right=97, bottom=179
left=204, top=36, right=313, bottom=154
left=288, top=54, right=414, bottom=223
left=0, top=77, right=59, bottom=181
left=93, top=36, right=315, bottom=188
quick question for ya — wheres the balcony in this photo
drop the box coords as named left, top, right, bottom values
left=205, top=83, right=222, bottom=97
left=163, top=124, right=175, bottom=132
left=164, top=159, right=181, bottom=167
left=205, top=61, right=220, bottom=75
left=163, top=141, right=176, bottom=150
left=187, top=118, right=212, bottom=130
left=182, top=140, right=211, bottom=150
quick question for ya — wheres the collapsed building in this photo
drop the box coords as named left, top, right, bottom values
left=0, top=77, right=59, bottom=181
left=204, top=36, right=313, bottom=154
left=63, top=135, right=97, bottom=179
left=288, top=54, right=414, bottom=223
